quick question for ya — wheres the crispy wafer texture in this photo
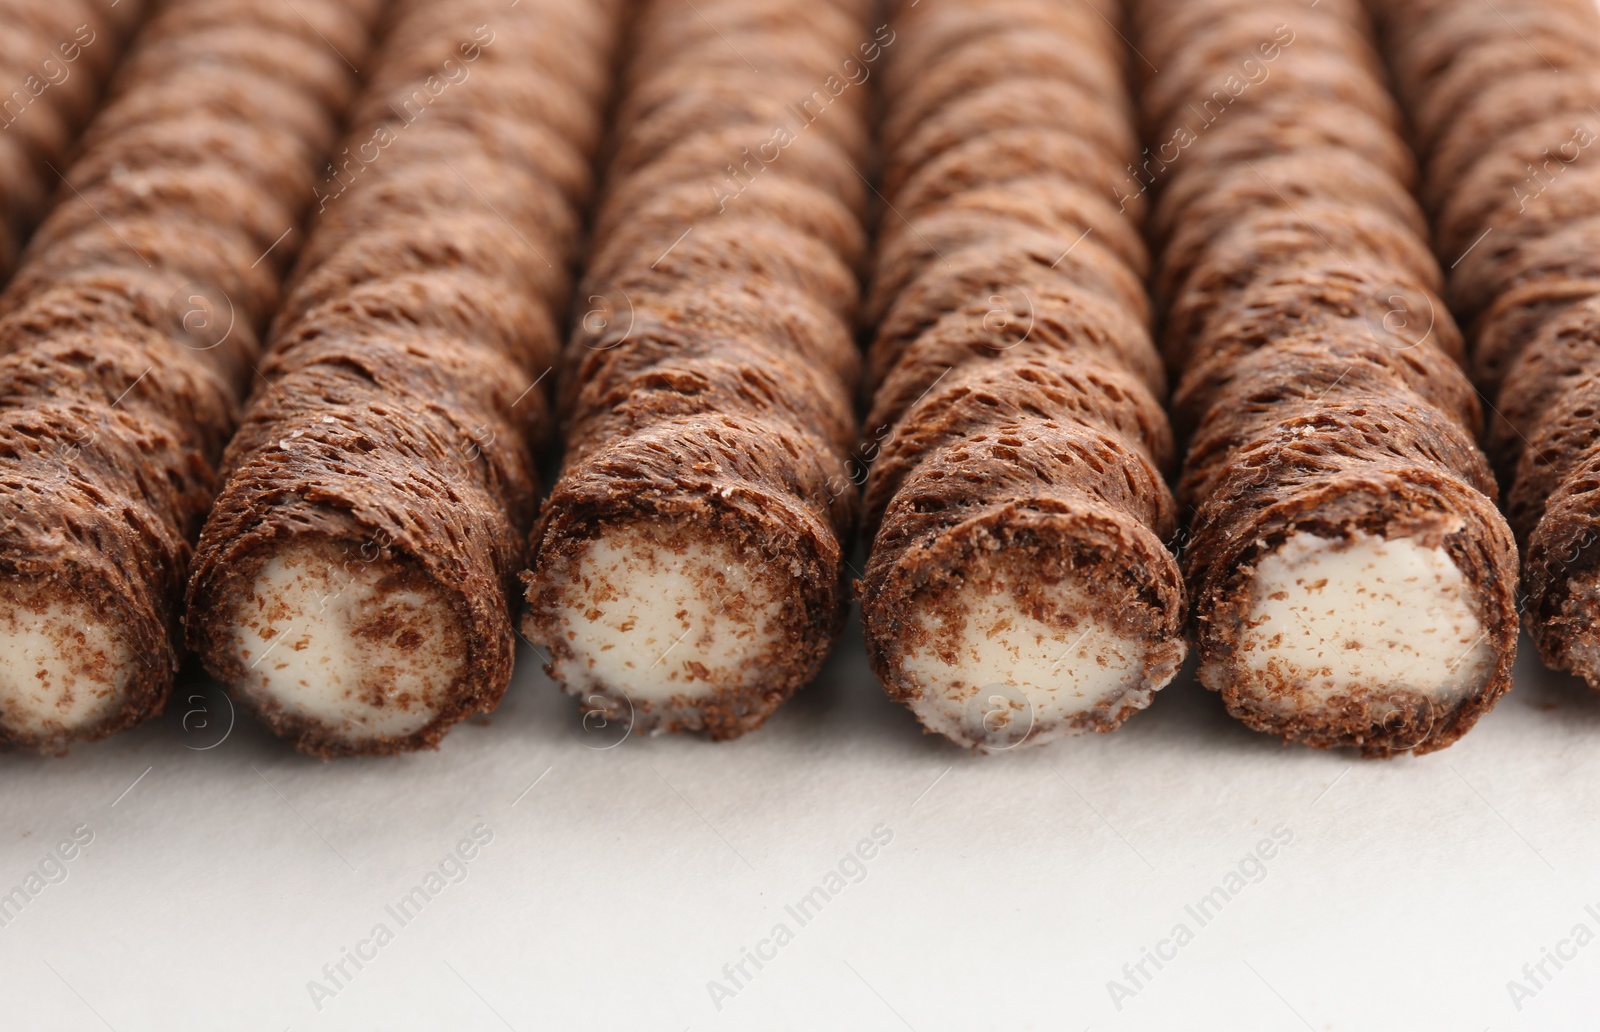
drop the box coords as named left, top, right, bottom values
left=0, top=0, right=378, bottom=753
left=523, top=0, right=875, bottom=739
left=1137, top=0, right=1517, bottom=756
left=184, top=0, right=622, bottom=757
left=0, top=0, right=146, bottom=280
left=856, top=0, right=1186, bottom=752
left=1371, top=0, right=1600, bottom=690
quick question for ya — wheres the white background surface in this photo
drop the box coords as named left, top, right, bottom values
left=2, top=612, right=1597, bottom=1031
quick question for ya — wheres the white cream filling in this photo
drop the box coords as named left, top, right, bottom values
left=1225, top=530, right=1492, bottom=710
left=545, top=524, right=784, bottom=704
left=229, top=544, right=464, bottom=740
left=899, top=573, right=1153, bottom=751
left=0, top=592, right=131, bottom=741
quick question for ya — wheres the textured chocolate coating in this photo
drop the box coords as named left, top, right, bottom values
left=0, top=0, right=147, bottom=279
left=595, top=123, right=868, bottom=235
left=872, top=236, right=1151, bottom=358
left=1492, top=296, right=1600, bottom=482
left=1173, top=259, right=1464, bottom=374
left=591, top=175, right=868, bottom=277
left=867, top=280, right=1164, bottom=426
left=587, top=218, right=858, bottom=324
left=566, top=279, right=860, bottom=398
left=867, top=214, right=1147, bottom=331
left=882, top=32, right=1126, bottom=152
left=1160, top=203, right=1440, bottom=361
left=1434, top=116, right=1600, bottom=273
left=883, top=77, right=1139, bottom=198
left=863, top=354, right=1175, bottom=538
left=895, top=127, right=1146, bottom=223
left=883, top=1, right=1113, bottom=105
left=1144, top=50, right=1402, bottom=157
left=875, top=176, right=1148, bottom=282
left=1150, top=149, right=1427, bottom=277
left=1174, top=325, right=1480, bottom=453
left=1425, top=69, right=1600, bottom=209
left=1523, top=444, right=1600, bottom=687
left=1507, top=375, right=1600, bottom=545
left=1168, top=94, right=1417, bottom=196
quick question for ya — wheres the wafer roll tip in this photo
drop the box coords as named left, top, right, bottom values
left=864, top=499, right=1186, bottom=754
left=1191, top=485, right=1517, bottom=756
left=524, top=443, right=849, bottom=741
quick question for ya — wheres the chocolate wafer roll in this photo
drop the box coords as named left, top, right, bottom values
left=1135, top=0, right=1518, bottom=755
left=1371, top=0, right=1600, bottom=691
left=855, top=0, right=1185, bottom=752
left=522, top=0, right=874, bottom=739
left=0, top=0, right=147, bottom=280
left=0, top=0, right=378, bottom=753
left=182, top=0, right=623, bottom=758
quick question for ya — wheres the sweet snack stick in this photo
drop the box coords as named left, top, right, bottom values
left=1370, top=0, right=1600, bottom=691
left=185, top=0, right=623, bottom=757
left=522, top=0, right=874, bottom=739
left=1135, top=0, right=1518, bottom=755
left=858, top=0, right=1187, bottom=752
left=0, top=0, right=379, bottom=752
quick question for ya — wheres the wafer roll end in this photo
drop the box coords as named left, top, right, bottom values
left=1524, top=564, right=1600, bottom=692
left=1193, top=488, right=1517, bottom=757
left=0, top=464, right=183, bottom=754
left=1522, top=459, right=1600, bottom=691
left=196, top=541, right=468, bottom=752
left=188, top=483, right=518, bottom=758
left=0, top=582, right=144, bottom=753
left=524, top=429, right=850, bottom=741
left=864, top=501, right=1186, bottom=753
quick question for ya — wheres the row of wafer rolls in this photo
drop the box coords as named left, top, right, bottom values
left=857, top=0, right=1187, bottom=752
left=0, top=0, right=380, bottom=753
left=1371, top=0, right=1600, bottom=696
left=0, top=0, right=143, bottom=281
left=521, top=0, right=877, bottom=739
left=184, top=0, right=625, bottom=757
left=1131, top=0, right=1519, bottom=756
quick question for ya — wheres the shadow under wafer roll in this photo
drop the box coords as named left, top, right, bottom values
left=522, top=0, right=877, bottom=740
left=1370, top=0, right=1600, bottom=695
left=855, top=0, right=1187, bottom=753
left=184, top=0, right=625, bottom=757
left=0, top=0, right=380, bottom=754
left=1134, top=0, right=1518, bottom=756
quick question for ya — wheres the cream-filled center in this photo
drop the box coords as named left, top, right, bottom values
left=230, top=543, right=464, bottom=740
left=898, top=569, right=1155, bottom=751
left=0, top=589, right=131, bottom=744
left=545, top=523, right=785, bottom=704
left=1228, top=530, right=1492, bottom=708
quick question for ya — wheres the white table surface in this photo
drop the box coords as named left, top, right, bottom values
left=2, top=610, right=1596, bottom=1032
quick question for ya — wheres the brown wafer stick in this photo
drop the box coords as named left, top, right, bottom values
left=182, top=0, right=624, bottom=758
left=522, top=0, right=874, bottom=740
left=0, top=0, right=376, bottom=753
left=1138, top=0, right=1517, bottom=755
left=855, top=0, right=1185, bottom=752
left=1373, top=0, right=1600, bottom=692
